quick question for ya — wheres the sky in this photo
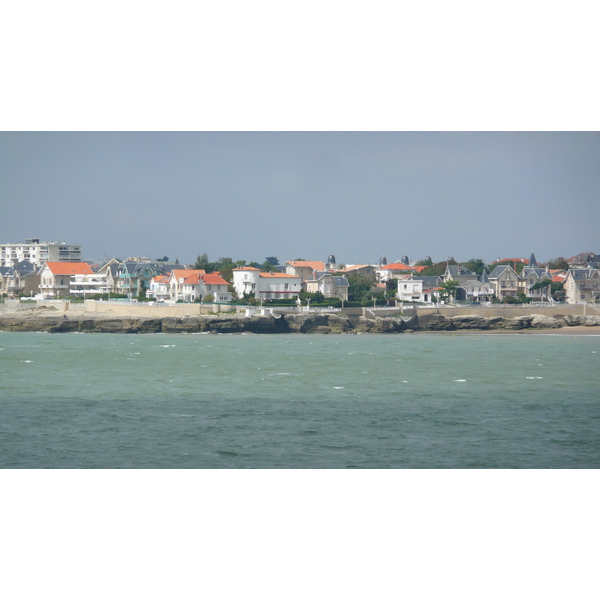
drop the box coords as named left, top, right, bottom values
left=1, top=131, right=599, bottom=266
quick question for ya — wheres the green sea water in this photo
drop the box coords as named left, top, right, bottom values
left=1, top=331, right=599, bottom=468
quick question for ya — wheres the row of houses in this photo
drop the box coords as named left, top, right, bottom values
left=1, top=242, right=599, bottom=305
left=0, top=259, right=232, bottom=303
left=394, top=252, right=600, bottom=305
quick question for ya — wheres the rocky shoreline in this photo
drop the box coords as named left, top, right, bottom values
left=1, top=307, right=599, bottom=334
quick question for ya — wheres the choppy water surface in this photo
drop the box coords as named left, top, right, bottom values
left=1, top=331, right=599, bottom=468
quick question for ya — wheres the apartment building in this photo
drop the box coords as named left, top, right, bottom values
left=0, top=238, right=82, bottom=267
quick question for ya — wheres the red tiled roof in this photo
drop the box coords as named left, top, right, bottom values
left=233, top=266, right=260, bottom=271
left=259, top=273, right=301, bottom=278
left=45, top=262, right=93, bottom=275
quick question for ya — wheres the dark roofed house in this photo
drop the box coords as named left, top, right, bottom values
left=521, top=252, right=552, bottom=300
left=1, top=260, right=41, bottom=297
left=568, top=252, right=600, bottom=269
left=306, top=271, right=349, bottom=301
left=443, top=263, right=475, bottom=285
left=488, top=264, right=519, bottom=300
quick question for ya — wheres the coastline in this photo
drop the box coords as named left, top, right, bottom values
left=1, top=304, right=599, bottom=335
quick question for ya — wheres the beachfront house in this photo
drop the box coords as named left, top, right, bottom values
left=39, top=262, right=94, bottom=298
left=520, top=252, right=552, bottom=301
left=0, top=260, right=41, bottom=298
left=375, top=261, right=415, bottom=282
left=563, top=269, right=600, bottom=304
left=305, top=271, right=350, bottom=301
left=285, top=260, right=325, bottom=281
left=233, top=266, right=301, bottom=301
left=488, top=264, right=520, bottom=300
left=457, top=270, right=495, bottom=303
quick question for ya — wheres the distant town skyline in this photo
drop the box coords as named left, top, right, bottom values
left=1, top=132, right=598, bottom=266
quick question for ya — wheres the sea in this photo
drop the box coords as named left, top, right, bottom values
left=1, top=330, right=599, bottom=468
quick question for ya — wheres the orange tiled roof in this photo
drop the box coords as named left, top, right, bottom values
left=171, top=269, right=205, bottom=280
left=286, top=260, right=325, bottom=271
left=381, top=262, right=414, bottom=271
left=45, top=262, right=93, bottom=275
left=259, top=273, right=301, bottom=278
left=204, top=273, right=228, bottom=285
left=233, top=266, right=261, bottom=271
left=152, top=275, right=169, bottom=282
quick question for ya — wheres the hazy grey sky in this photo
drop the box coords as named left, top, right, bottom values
left=1, top=131, right=598, bottom=265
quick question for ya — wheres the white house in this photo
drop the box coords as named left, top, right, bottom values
left=148, top=275, right=171, bottom=301
left=233, top=267, right=301, bottom=300
left=69, top=272, right=110, bottom=297
left=179, top=272, right=231, bottom=303
left=376, top=261, right=414, bottom=282
left=397, top=279, right=436, bottom=303
left=167, top=269, right=231, bottom=302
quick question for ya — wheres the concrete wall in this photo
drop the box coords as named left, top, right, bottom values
left=85, top=300, right=237, bottom=317
left=416, top=304, right=600, bottom=318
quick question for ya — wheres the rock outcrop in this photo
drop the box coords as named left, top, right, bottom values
left=0, top=309, right=598, bottom=334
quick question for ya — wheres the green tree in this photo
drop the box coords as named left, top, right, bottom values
left=347, top=272, right=377, bottom=302
left=195, top=253, right=211, bottom=271
left=530, top=279, right=552, bottom=291
left=439, top=279, right=460, bottom=302
left=420, top=260, right=455, bottom=277
left=138, top=279, right=148, bottom=300
left=261, top=260, right=277, bottom=272
left=264, top=256, right=279, bottom=266
left=415, top=258, right=433, bottom=267
left=547, top=257, right=569, bottom=270
left=463, top=258, right=488, bottom=276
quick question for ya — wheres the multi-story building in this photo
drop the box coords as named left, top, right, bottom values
left=305, top=271, right=349, bottom=301
left=232, top=267, right=301, bottom=300
left=38, top=262, right=94, bottom=298
left=563, top=269, right=600, bottom=304
left=0, top=239, right=82, bottom=267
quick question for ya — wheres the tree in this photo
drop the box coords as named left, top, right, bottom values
left=261, top=260, right=277, bottom=272
left=264, top=256, right=279, bottom=266
left=415, top=258, right=433, bottom=267
left=347, top=272, right=377, bottom=302
left=420, top=260, right=455, bottom=277
left=439, top=279, right=460, bottom=302
left=530, top=279, right=552, bottom=291
left=138, top=279, right=148, bottom=300
left=551, top=282, right=565, bottom=302
left=462, top=258, right=488, bottom=276
left=195, top=253, right=211, bottom=271
left=547, top=257, right=569, bottom=270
